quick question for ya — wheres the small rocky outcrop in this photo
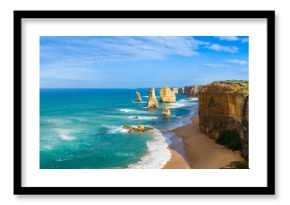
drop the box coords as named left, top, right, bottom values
left=160, top=86, right=176, bottom=103
left=122, top=125, right=153, bottom=133
left=146, top=88, right=158, bottom=108
left=136, top=91, right=142, bottom=102
left=162, top=107, right=171, bottom=117
left=171, top=88, right=178, bottom=94
left=198, top=80, right=249, bottom=160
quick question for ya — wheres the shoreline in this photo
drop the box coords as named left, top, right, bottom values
left=163, top=115, right=244, bottom=169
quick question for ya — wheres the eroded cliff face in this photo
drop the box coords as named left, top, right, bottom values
left=241, top=96, right=249, bottom=160
left=160, top=86, right=176, bottom=103
left=147, top=88, right=158, bottom=108
left=198, top=80, right=249, bottom=159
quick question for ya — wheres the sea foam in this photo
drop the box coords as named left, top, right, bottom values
left=119, top=108, right=136, bottom=113
left=128, top=116, right=158, bottom=120
left=101, top=125, right=128, bottom=134
left=55, top=129, right=76, bottom=141
left=128, top=129, right=171, bottom=169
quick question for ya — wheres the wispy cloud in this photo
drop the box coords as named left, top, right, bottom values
left=41, top=36, right=210, bottom=66
left=241, top=38, right=249, bottom=43
left=204, top=63, right=226, bottom=68
left=226, top=59, right=248, bottom=65
left=40, top=36, right=249, bottom=88
left=216, top=36, right=239, bottom=41
left=216, top=36, right=249, bottom=44
left=208, top=44, right=238, bottom=53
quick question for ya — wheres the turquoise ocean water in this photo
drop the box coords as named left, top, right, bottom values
left=40, top=88, right=198, bottom=169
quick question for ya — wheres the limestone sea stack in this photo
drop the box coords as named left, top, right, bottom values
left=160, top=86, right=176, bottom=103
left=198, top=80, right=249, bottom=160
left=178, top=87, right=184, bottom=94
left=184, top=85, right=202, bottom=97
left=146, top=88, right=158, bottom=108
left=162, top=107, right=171, bottom=117
left=136, top=91, right=142, bottom=102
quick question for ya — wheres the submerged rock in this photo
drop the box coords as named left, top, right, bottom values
left=162, top=107, right=171, bottom=117
left=160, top=86, right=176, bottom=103
left=122, top=125, right=153, bottom=133
left=136, top=91, right=142, bottom=102
left=147, top=88, right=158, bottom=108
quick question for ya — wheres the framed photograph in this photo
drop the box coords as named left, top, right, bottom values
left=14, top=10, right=275, bottom=195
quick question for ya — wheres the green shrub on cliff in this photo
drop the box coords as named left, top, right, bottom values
left=216, top=130, right=242, bottom=150
left=211, top=80, right=249, bottom=97
left=231, top=161, right=249, bottom=169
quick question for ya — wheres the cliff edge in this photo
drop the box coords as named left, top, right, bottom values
left=198, top=80, right=249, bottom=160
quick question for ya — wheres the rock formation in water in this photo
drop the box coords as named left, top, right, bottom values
left=178, top=87, right=184, bottom=94
left=123, top=125, right=153, bottom=133
left=184, top=85, right=202, bottom=97
left=136, top=91, right=142, bottom=102
left=171, top=88, right=178, bottom=94
left=198, top=80, right=249, bottom=160
left=146, top=88, right=158, bottom=108
left=162, top=107, right=171, bottom=117
left=160, top=86, right=176, bottom=103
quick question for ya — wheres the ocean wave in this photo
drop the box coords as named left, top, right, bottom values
left=119, top=108, right=147, bottom=114
left=128, top=116, right=158, bottom=120
left=101, top=114, right=127, bottom=119
left=167, top=102, right=186, bottom=109
left=131, top=101, right=146, bottom=104
left=42, top=118, right=71, bottom=125
left=179, top=98, right=198, bottom=102
left=119, top=108, right=136, bottom=113
left=128, top=129, right=171, bottom=169
left=55, top=129, right=76, bottom=141
left=101, top=125, right=128, bottom=134
left=168, top=111, right=196, bottom=130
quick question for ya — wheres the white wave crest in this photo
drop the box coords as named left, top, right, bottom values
left=128, top=129, right=171, bottom=169
left=119, top=108, right=148, bottom=114
left=55, top=129, right=76, bottom=141
left=101, top=125, right=128, bottom=134
left=167, top=102, right=186, bottom=108
left=128, top=116, right=158, bottom=120
left=131, top=101, right=146, bottom=104
left=119, top=109, right=136, bottom=113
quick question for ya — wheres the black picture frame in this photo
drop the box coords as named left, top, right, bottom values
left=14, top=10, right=275, bottom=195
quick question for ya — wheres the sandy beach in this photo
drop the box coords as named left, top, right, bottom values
left=164, top=115, right=243, bottom=169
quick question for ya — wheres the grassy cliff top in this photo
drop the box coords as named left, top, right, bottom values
left=202, top=80, right=249, bottom=97
left=211, top=80, right=248, bottom=87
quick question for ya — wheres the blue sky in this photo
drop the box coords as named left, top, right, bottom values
left=40, top=36, right=248, bottom=88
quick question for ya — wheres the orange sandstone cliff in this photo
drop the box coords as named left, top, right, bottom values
left=198, top=80, right=249, bottom=160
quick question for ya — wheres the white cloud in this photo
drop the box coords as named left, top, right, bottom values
left=41, top=37, right=209, bottom=65
left=208, top=44, right=238, bottom=53
left=226, top=59, right=248, bottom=65
left=241, top=38, right=249, bottom=43
left=217, top=36, right=239, bottom=41
left=204, top=63, right=226, bottom=68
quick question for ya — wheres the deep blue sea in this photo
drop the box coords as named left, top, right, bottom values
left=40, top=88, right=198, bottom=169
